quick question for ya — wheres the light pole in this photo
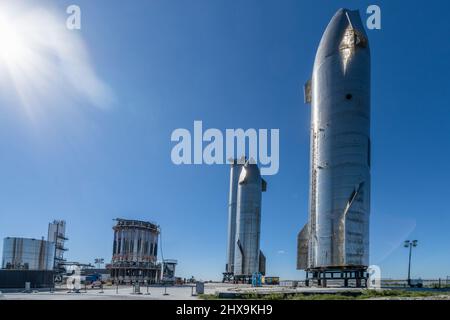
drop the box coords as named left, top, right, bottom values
left=94, top=258, right=104, bottom=269
left=404, top=240, right=418, bottom=286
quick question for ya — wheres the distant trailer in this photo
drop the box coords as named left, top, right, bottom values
left=262, top=277, right=280, bottom=285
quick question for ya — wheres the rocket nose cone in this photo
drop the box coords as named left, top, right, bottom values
left=238, top=163, right=261, bottom=185
left=315, top=9, right=369, bottom=65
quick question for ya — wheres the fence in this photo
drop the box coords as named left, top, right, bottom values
left=279, top=278, right=450, bottom=288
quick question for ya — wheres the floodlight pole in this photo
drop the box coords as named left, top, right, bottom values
left=407, top=243, right=412, bottom=286
left=405, top=240, right=418, bottom=287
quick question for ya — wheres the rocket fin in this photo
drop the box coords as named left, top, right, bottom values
left=340, top=11, right=368, bottom=51
left=236, top=239, right=245, bottom=274
left=258, top=250, right=266, bottom=275
left=342, top=181, right=365, bottom=223
left=344, top=10, right=369, bottom=40
left=261, top=179, right=267, bottom=192
left=238, top=166, right=247, bottom=184
left=338, top=181, right=365, bottom=264
left=304, top=79, right=312, bottom=104
left=297, top=223, right=309, bottom=270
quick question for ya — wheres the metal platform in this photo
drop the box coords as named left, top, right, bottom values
left=305, top=267, right=368, bottom=288
left=222, top=272, right=234, bottom=283
left=222, top=273, right=255, bottom=284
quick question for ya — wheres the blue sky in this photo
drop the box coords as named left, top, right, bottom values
left=0, top=0, right=449, bottom=281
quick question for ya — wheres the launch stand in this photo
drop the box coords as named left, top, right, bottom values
left=222, top=272, right=234, bottom=283
left=305, top=267, right=368, bottom=288
left=222, top=273, right=251, bottom=284
left=232, top=275, right=253, bottom=284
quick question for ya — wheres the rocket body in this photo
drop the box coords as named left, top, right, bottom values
left=226, top=160, right=267, bottom=278
left=225, top=161, right=243, bottom=274
left=234, top=163, right=263, bottom=276
left=298, top=9, right=371, bottom=270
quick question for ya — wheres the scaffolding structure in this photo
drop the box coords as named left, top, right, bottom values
left=108, top=218, right=162, bottom=284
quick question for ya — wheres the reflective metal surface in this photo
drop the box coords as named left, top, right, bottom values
left=298, top=9, right=371, bottom=270
left=2, top=237, right=55, bottom=270
left=225, top=159, right=244, bottom=274
left=110, top=219, right=162, bottom=284
left=112, top=219, right=160, bottom=263
left=233, top=161, right=267, bottom=276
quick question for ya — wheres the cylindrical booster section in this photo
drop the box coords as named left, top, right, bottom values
left=225, top=160, right=244, bottom=274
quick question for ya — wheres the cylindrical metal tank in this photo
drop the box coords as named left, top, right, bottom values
left=110, top=219, right=162, bottom=284
left=305, top=9, right=371, bottom=269
left=233, top=162, right=266, bottom=277
left=225, top=159, right=244, bottom=274
left=2, top=237, right=55, bottom=270
left=112, top=219, right=159, bottom=264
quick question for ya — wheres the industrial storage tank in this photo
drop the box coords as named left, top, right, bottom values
left=110, top=218, right=161, bottom=283
left=233, top=161, right=267, bottom=278
left=2, top=237, right=55, bottom=270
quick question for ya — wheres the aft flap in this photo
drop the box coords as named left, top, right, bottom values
left=304, top=79, right=312, bottom=104
left=297, top=223, right=309, bottom=270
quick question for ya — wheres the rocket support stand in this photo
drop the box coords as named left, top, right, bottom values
left=305, top=267, right=368, bottom=288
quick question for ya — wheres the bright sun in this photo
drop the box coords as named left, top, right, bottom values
left=0, top=10, right=30, bottom=68
left=0, top=2, right=112, bottom=115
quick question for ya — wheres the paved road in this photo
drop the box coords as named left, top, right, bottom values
left=1, top=285, right=201, bottom=300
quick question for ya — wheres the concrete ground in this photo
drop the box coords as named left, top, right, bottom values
left=0, top=283, right=343, bottom=300
left=1, top=285, right=201, bottom=300
left=2, top=283, right=450, bottom=300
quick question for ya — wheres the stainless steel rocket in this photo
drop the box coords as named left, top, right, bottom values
left=225, top=159, right=267, bottom=280
left=225, top=159, right=243, bottom=275
left=297, top=9, right=371, bottom=271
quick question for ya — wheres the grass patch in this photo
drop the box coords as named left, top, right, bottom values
left=358, top=289, right=444, bottom=299
left=198, top=294, right=220, bottom=300
left=289, top=294, right=354, bottom=300
left=199, top=289, right=450, bottom=300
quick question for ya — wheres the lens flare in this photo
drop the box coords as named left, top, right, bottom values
left=0, top=2, right=113, bottom=119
